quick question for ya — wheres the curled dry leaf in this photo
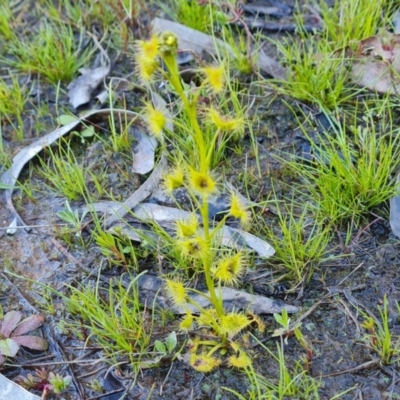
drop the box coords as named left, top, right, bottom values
left=0, top=109, right=144, bottom=231
left=67, top=65, right=110, bottom=109
left=346, top=33, right=400, bottom=94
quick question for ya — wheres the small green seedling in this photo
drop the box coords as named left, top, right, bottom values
left=16, top=367, right=71, bottom=395
left=58, top=115, right=96, bottom=144
left=153, top=331, right=178, bottom=365
left=361, top=295, right=400, bottom=364
left=154, top=331, right=177, bottom=355
left=5, top=21, right=92, bottom=83
left=56, top=200, right=88, bottom=237
left=272, top=308, right=301, bottom=343
left=48, top=372, right=72, bottom=394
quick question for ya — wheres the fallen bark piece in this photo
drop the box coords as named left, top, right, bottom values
left=131, top=203, right=275, bottom=257
left=0, top=109, right=142, bottom=231
left=181, top=286, right=298, bottom=314
left=390, top=174, right=400, bottom=238
left=152, top=17, right=287, bottom=79
left=121, top=273, right=297, bottom=315
left=0, top=374, right=40, bottom=400
left=103, top=155, right=167, bottom=227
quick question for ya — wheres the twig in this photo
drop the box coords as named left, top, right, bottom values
left=160, top=362, right=174, bottom=396
left=336, top=262, right=364, bottom=287
left=321, top=359, right=380, bottom=378
left=51, top=238, right=83, bottom=267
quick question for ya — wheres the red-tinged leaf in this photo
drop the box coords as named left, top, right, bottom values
left=0, top=354, right=5, bottom=365
left=12, top=335, right=48, bottom=351
left=0, top=311, right=22, bottom=338
left=346, top=33, right=400, bottom=94
left=12, top=315, right=45, bottom=336
left=0, top=338, right=20, bottom=357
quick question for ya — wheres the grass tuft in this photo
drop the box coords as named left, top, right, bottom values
left=5, top=21, right=92, bottom=83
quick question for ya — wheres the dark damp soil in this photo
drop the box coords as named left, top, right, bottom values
left=1, top=1, right=400, bottom=399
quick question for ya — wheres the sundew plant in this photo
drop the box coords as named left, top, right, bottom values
left=134, top=32, right=263, bottom=371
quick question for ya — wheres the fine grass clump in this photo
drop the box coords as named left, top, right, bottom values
left=223, top=337, right=322, bottom=399
left=5, top=21, right=92, bottom=83
left=316, top=0, right=392, bottom=47
left=160, top=0, right=221, bottom=34
left=361, top=295, right=400, bottom=365
left=64, top=272, right=153, bottom=365
left=270, top=0, right=396, bottom=109
left=284, top=106, right=400, bottom=225
left=261, top=201, right=332, bottom=283
left=274, top=38, right=354, bottom=109
left=0, top=2, right=15, bottom=40
left=0, top=73, right=30, bottom=141
left=39, top=141, right=107, bottom=201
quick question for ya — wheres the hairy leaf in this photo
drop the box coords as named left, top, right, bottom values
left=0, top=311, right=22, bottom=338
left=12, top=315, right=45, bottom=336
left=12, top=335, right=48, bottom=351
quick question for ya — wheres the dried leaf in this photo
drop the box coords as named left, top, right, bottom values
left=390, top=174, right=400, bottom=237
left=0, top=338, right=20, bottom=357
left=0, top=311, right=22, bottom=338
left=347, top=33, right=400, bottom=94
left=12, top=315, right=45, bottom=336
left=131, top=129, right=157, bottom=174
left=6, top=217, right=18, bottom=236
left=67, top=65, right=110, bottom=109
left=12, top=335, right=48, bottom=351
left=1, top=109, right=143, bottom=229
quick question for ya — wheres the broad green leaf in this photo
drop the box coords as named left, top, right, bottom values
left=81, top=126, right=95, bottom=137
left=165, top=331, right=177, bottom=353
left=57, top=114, right=79, bottom=125
left=154, top=340, right=166, bottom=353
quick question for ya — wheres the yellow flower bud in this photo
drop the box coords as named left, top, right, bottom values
left=165, top=279, right=188, bottom=307
left=190, top=353, right=221, bottom=372
left=228, top=351, right=252, bottom=369
left=158, top=31, right=178, bottom=56
left=188, top=169, right=217, bottom=195
left=202, top=64, right=225, bottom=93
left=212, top=252, right=246, bottom=286
left=144, top=102, right=167, bottom=139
